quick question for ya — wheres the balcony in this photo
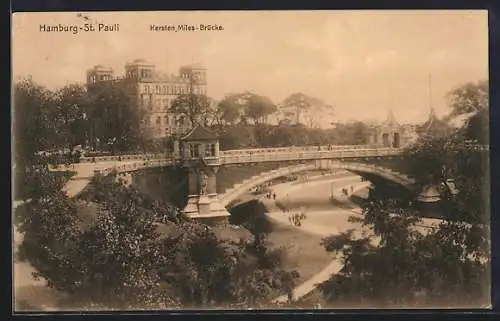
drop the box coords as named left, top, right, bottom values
left=201, top=156, right=220, bottom=166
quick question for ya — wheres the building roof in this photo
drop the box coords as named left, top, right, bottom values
left=381, top=109, right=400, bottom=128
left=91, top=65, right=113, bottom=71
left=418, top=108, right=449, bottom=134
left=180, top=124, right=218, bottom=141
left=415, top=184, right=441, bottom=203
left=180, top=64, right=207, bottom=70
left=125, top=59, right=155, bottom=67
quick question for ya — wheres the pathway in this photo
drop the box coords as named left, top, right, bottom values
left=51, top=160, right=141, bottom=197
left=267, top=179, right=369, bottom=303
left=268, top=178, right=444, bottom=304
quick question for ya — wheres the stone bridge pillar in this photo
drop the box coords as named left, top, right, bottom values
left=179, top=125, right=230, bottom=225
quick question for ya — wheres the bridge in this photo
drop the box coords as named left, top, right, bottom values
left=50, top=146, right=410, bottom=221
left=48, top=125, right=488, bottom=224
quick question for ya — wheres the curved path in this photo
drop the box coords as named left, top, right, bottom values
left=266, top=177, right=444, bottom=304
left=268, top=180, right=369, bottom=303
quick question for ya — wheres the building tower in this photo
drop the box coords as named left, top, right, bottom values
left=179, top=64, right=207, bottom=95
left=179, top=124, right=230, bottom=226
left=417, top=107, right=450, bottom=138
left=125, top=58, right=156, bottom=81
left=370, top=110, right=402, bottom=148
left=86, top=65, right=114, bottom=85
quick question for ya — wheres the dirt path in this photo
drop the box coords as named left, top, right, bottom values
left=267, top=181, right=369, bottom=303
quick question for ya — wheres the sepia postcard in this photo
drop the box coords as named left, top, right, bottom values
left=12, top=10, right=491, bottom=312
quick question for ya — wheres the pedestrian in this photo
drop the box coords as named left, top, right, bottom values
left=351, top=186, right=354, bottom=193
left=273, top=193, right=276, bottom=200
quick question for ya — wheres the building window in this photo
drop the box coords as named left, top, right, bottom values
left=164, top=115, right=169, bottom=126
left=208, top=143, right=216, bottom=157
left=156, top=116, right=161, bottom=125
left=189, top=144, right=199, bottom=158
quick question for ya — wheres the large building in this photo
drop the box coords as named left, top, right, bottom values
left=368, top=108, right=451, bottom=148
left=86, top=59, right=208, bottom=138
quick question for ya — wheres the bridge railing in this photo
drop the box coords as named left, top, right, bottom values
left=80, top=153, right=168, bottom=163
left=92, top=158, right=174, bottom=176
left=219, top=148, right=403, bottom=165
left=221, top=145, right=373, bottom=156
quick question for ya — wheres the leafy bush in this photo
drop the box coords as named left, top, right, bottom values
left=17, top=171, right=299, bottom=309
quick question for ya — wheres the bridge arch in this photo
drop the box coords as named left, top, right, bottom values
left=218, top=160, right=416, bottom=207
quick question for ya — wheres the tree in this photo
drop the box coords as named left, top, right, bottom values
left=244, top=94, right=277, bottom=125
left=281, top=93, right=332, bottom=127
left=311, top=81, right=490, bottom=307
left=170, top=93, right=213, bottom=127
left=218, top=125, right=259, bottom=150
left=52, top=84, right=89, bottom=149
left=444, top=80, right=488, bottom=145
left=215, top=95, right=243, bottom=125
left=86, top=82, right=145, bottom=152
left=15, top=168, right=83, bottom=298
left=447, top=80, right=488, bottom=117
left=316, top=202, right=489, bottom=307
left=281, top=92, right=313, bottom=125
left=13, top=78, right=56, bottom=165
left=13, top=79, right=59, bottom=199
left=18, top=171, right=299, bottom=309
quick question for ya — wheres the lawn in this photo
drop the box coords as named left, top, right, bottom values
left=266, top=220, right=333, bottom=284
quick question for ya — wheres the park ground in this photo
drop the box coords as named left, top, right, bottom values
left=13, top=172, right=367, bottom=310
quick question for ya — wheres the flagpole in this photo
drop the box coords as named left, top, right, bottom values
left=428, top=73, right=432, bottom=112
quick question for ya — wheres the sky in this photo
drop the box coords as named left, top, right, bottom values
left=12, top=10, right=488, bottom=124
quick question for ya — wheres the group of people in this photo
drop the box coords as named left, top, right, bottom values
left=284, top=211, right=307, bottom=227
left=316, top=145, right=335, bottom=151
left=265, top=192, right=277, bottom=200
left=340, top=185, right=355, bottom=197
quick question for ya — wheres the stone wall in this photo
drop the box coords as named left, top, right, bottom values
left=131, top=166, right=189, bottom=209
